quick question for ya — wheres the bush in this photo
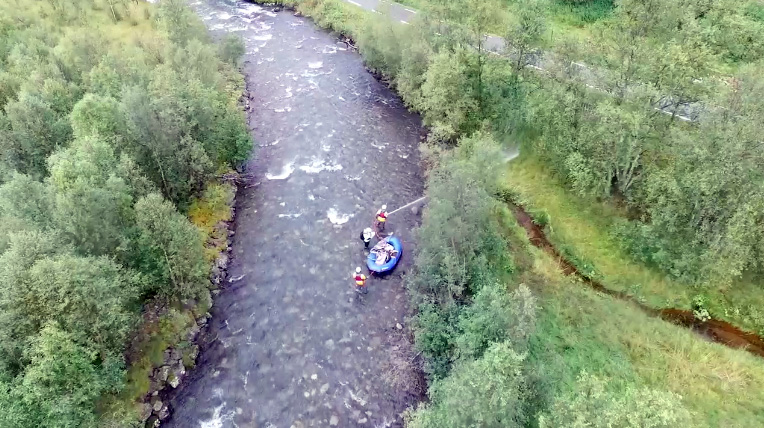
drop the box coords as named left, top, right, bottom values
left=218, top=35, right=245, bottom=67
left=539, top=372, right=692, bottom=428
left=456, top=283, right=538, bottom=360
left=409, top=134, right=512, bottom=305
left=408, top=342, right=529, bottom=428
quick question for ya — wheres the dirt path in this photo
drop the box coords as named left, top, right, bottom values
left=165, top=2, right=426, bottom=426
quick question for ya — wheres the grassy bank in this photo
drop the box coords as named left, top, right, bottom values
left=505, top=155, right=764, bottom=336
left=525, top=249, right=764, bottom=427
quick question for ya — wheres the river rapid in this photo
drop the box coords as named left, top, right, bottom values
left=166, top=1, right=425, bottom=427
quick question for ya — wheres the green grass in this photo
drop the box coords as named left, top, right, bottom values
left=547, top=0, right=614, bottom=26
left=525, top=251, right=764, bottom=427
left=505, top=155, right=764, bottom=336
left=188, top=179, right=236, bottom=264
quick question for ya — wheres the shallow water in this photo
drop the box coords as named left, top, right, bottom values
left=166, top=1, right=425, bottom=426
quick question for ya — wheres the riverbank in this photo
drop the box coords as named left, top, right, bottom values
left=99, top=178, right=239, bottom=426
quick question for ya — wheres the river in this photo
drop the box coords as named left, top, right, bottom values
left=165, top=1, right=426, bottom=427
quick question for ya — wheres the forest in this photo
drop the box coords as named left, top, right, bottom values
left=0, top=0, right=250, bottom=426
left=272, top=0, right=764, bottom=426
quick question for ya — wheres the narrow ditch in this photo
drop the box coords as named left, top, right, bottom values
left=508, top=202, right=764, bottom=359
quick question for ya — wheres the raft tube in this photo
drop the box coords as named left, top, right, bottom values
left=367, top=236, right=402, bottom=274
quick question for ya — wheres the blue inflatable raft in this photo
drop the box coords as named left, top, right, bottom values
left=367, top=236, right=402, bottom=274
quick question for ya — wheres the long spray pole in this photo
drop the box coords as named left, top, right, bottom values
left=387, top=196, right=428, bottom=216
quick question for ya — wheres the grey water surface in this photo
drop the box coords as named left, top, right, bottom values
left=165, top=1, right=425, bottom=427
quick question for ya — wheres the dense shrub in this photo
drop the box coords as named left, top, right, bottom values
left=0, top=0, right=251, bottom=425
left=539, top=372, right=692, bottom=427
left=408, top=342, right=530, bottom=428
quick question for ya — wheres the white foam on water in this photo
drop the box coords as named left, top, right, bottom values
left=327, top=208, right=353, bottom=225
left=371, top=141, right=387, bottom=150
left=274, top=107, right=292, bottom=113
left=284, top=87, right=293, bottom=98
left=259, top=139, right=279, bottom=147
left=199, top=403, right=235, bottom=428
left=217, top=12, right=232, bottom=20
left=344, top=175, right=362, bottom=181
left=321, top=144, right=331, bottom=152
left=265, top=162, right=295, bottom=180
left=322, top=45, right=338, bottom=54
left=238, top=2, right=264, bottom=14
left=299, top=158, right=343, bottom=174
left=308, top=194, right=316, bottom=201
left=308, top=61, right=323, bottom=69
left=253, top=34, right=272, bottom=41
left=278, top=213, right=302, bottom=218
left=252, top=21, right=272, bottom=32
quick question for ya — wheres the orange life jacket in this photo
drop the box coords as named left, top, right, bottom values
left=376, top=211, right=387, bottom=222
left=354, top=274, right=366, bottom=286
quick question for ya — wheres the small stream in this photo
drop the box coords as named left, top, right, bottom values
left=510, top=203, right=764, bottom=358
left=166, top=1, right=426, bottom=426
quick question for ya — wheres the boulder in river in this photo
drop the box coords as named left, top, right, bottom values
left=151, top=397, right=163, bottom=412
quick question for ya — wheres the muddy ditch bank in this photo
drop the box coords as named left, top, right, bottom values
left=508, top=201, right=764, bottom=359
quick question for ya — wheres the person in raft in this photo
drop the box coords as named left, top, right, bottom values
left=374, top=205, right=388, bottom=236
left=370, top=236, right=399, bottom=266
left=353, top=267, right=368, bottom=294
left=360, top=227, right=374, bottom=249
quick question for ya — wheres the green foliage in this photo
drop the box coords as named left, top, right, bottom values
left=456, top=283, right=537, bottom=360
left=24, top=256, right=141, bottom=356
left=408, top=342, right=529, bottom=428
left=48, top=137, right=134, bottom=256
left=0, top=0, right=251, bottom=424
left=155, top=0, right=208, bottom=47
left=218, top=35, right=245, bottom=67
left=135, top=193, right=208, bottom=299
left=0, top=323, right=125, bottom=428
left=2, top=89, right=73, bottom=177
left=539, top=372, right=692, bottom=427
left=553, top=0, right=614, bottom=24
left=357, top=7, right=402, bottom=76
left=418, top=49, right=480, bottom=142
left=409, top=134, right=511, bottom=305
left=413, top=303, right=459, bottom=379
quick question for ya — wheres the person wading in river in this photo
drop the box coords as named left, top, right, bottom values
left=353, top=267, right=368, bottom=294
left=374, top=205, right=388, bottom=238
left=360, top=227, right=374, bottom=249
